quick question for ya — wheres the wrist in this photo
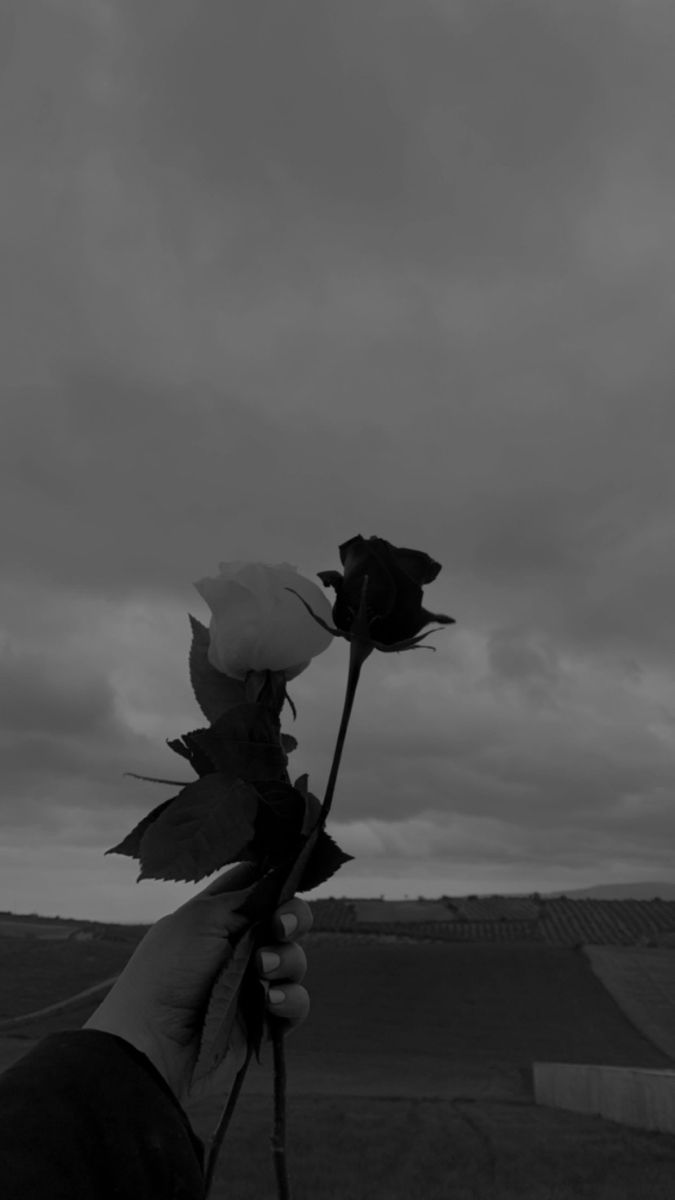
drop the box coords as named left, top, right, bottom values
left=83, top=1007, right=179, bottom=1099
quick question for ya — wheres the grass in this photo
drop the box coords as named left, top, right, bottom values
left=3, top=940, right=673, bottom=1070
left=2, top=931, right=675, bottom=1197
left=197, top=1094, right=675, bottom=1199
left=0, top=937, right=132, bottom=1020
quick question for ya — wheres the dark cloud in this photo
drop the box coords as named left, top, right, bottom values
left=0, top=636, right=158, bottom=816
left=0, top=644, right=116, bottom=736
left=1, top=1, right=675, bottom=914
left=116, top=0, right=674, bottom=277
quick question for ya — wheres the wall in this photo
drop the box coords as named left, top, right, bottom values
left=533, top=1062, right=675, bottom=1135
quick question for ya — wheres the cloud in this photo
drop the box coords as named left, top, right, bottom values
left=2, top=1, right=675, bottom=915
left=119, top=0, right=662, bottom=276
left=0, top=641, right=116, bottom=735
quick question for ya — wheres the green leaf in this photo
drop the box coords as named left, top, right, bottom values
left=289, top=774, right=322, bottom=835
left=104, top=794, right=177, bottom=859
left=192, top=917, right=262, bottom=1088
left=165, top=737, right=195, bottom=764
left=236, top=948, right=271, bottom=1065
left=194, top=822, right=355, bottom=1087
left=244, top=668, right=296, bottom=724
left=293, top=773, right=309, bottom=797
left=122, top=771, right=192, bottom=787
left=188, top=614, right=247, bottom=723
left=253, top=779, right=305, bottom=844
left=187, top=704, right=286, bottom=781
left=165, top=731, right=215, bottom=777
left=136, top=775, right=261, bottom=883
left=193, top=866, right=284, bottom=1086
left=243, top=670, right=267, bottom=705
left=296, top=830, right=354, bottom=892
left=301, top=789, right=323, bottom=837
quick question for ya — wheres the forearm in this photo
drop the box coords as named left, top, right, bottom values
left=84, top=999, right=179, bottom=1100
left=0, top=1031, right=205, bottom=1198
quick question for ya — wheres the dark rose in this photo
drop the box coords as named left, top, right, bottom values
left=316, top=535, right=455, bottom=650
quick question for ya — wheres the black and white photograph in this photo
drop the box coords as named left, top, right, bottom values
left=1, top=3, right=674, bottom=1196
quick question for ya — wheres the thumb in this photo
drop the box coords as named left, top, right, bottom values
left=194, top=861, right=260, bottom=901
left=190, top=862, right=264, bottom=943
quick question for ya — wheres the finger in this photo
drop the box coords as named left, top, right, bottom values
left=271, top=897, right=314, bottom=941
left=264, top=982, right=310, bottom=1029
left=256, top=941, right=307, bottom=983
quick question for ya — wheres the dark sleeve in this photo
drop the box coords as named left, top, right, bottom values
left=0, top=1030, right=206, bottom=1199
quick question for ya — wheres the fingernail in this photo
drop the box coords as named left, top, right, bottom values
left=268, top=987, right=286, bottom=1005
left=261, top=951, right=280, bottom=973
left=280, top=913, right=297, bottom=937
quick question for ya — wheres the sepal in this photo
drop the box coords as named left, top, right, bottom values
left=188, top=614, right=247, bottom=722
left=285, top=586, right=453, bottom=654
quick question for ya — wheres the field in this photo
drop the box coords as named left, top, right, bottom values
left=1, top=926, right=675, bottom=1197
left=196, top=1093, right=675, bottom=1200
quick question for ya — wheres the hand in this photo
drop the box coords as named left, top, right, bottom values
left=83, top=862, right=313, bottom=1107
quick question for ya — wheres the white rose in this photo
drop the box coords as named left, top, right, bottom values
left=193, top=561, right=335, bottom=682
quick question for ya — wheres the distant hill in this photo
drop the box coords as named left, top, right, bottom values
left=3, top=881, right=675, bottom=927
left=309, top=894, right=675, bottom=946
left=539, top=882, right=675, bottom=901
left=3, top=891, right=675, bottom=946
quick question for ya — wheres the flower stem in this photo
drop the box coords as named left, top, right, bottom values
left=261, top=636, right=372, bottom=1197
left=319, top=637, right=373, bottom=825
left=203, top=1043, right=255, bottom=1196
left=205, top=638, right=372, bottom=1198
left=271, top=1025, right=291, bottom=1199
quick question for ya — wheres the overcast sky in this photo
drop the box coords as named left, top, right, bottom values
left=2, top=1, right=675, bottom=923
